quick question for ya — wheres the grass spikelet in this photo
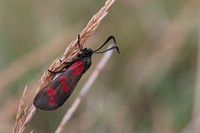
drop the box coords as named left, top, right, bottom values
left=13, top=0, right=116, bottom=132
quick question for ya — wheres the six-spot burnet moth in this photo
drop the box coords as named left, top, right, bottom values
left=33, top=35, right=119, bottom=111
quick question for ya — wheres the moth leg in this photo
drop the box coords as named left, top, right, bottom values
left=48, top=69, right=63, bottom=74
left=59, top=58, right=83, bottom=66
left=59, top=59, right=71, bottom=65
left=48, top=59, right=72, bottom=74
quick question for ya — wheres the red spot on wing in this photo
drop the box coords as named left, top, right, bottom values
left=69, top=60, right=84, bottom=75
left=59, top=75, right=66, bottom=83
left=72, top=64, right=84, bottom=75
left=49, top=97, right=56, bottom=106
left=46, top=88, right=56, bottom=96
left=59, top=76, right=70, bottom=92
left=62, top=84, right=70, bottom=92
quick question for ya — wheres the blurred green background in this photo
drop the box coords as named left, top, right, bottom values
left=1, top=0, right=200, bottom=133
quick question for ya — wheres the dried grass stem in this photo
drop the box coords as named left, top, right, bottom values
left=13, top=0, right=116, bottom=132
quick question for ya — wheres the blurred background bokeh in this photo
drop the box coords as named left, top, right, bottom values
left=1, top=0, right=200, bottom=133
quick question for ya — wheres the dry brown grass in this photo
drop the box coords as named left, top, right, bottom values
left=13, top=86, right=28, bottom=133
left=12, top=0, right=116, bottom=132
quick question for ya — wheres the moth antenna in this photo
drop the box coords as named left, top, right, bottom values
left=94, top=45, right=120, bottom=54
left=93, top=35, right=116, bottom=52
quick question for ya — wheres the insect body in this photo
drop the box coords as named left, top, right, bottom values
left=33, top=35, right=119, bottom=111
